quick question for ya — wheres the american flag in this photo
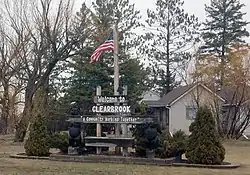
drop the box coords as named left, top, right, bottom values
left=90, top=32, right=114, bottom=63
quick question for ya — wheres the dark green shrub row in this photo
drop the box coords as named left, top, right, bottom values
left=186, top=106, right=225, bottom=165
left=133, top=106, right=226, bottom=165
left=24, top=113, right=50, bottom=157
left=156, top=130, right=187, bottom=158
left=25, top=104, right=225, bottom=165
left=132, top=122, right=161, bottom=157
left=24, top=89, right=51, bottom=157
left=50, top=132, right=69, bottom=154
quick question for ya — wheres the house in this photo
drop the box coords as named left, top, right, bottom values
left=140, top=90, right=161, bottom=103
left=217, top=86, right=250, bottom=136
left=142, top=83, right=226, bottom=134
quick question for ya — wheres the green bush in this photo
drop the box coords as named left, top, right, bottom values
left=185, top=106, right=225, bottom=165
left=132, top=123, right=161, bottom=157
left=156, top=130, right=187, bottom=158
left=24, top=113, right=50, bottom=156
left=50, top=132, right=69, bottom=154
left=85, top=123, right=96, bottom=136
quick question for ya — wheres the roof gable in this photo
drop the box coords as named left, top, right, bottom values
left=158, top=83, right=226, bottom=106
left=141, top=90, right=160, bottom=101
left=158, top=84, right=194, bottom=105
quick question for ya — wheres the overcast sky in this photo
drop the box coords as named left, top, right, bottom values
left=73, top=0, right=250, bottom=42
left=71, top=0, right=250, bottom=83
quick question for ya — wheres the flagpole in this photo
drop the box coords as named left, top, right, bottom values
left=113, top=24, right=121, bottom=154
left=113, top=24, right=119, bottom=97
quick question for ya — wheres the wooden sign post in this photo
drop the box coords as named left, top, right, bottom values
left=96, top=86, right=102, bottom=154
left=121, top=85, right=128, bottom=156
left=67, top=85, right=153, bottom=156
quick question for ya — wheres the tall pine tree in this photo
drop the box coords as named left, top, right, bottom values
left=201, top=0, right=249, bottom=85
left=141, top=0, right=200, bottom=95
left=59, top=0, right=150, bottom=114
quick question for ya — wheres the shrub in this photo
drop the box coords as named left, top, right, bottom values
left=156, top=130, right=187, bottom=158
left=185, top=106, right=225, bottom=165
left=24, top=113, right=50, bottom=156
left=145, top=125, right=160, bottom=150
left=132, top=122, right=161, bottom=157
left=170, top=130, right=188, bottom=154
left=85, top=123, right=96, bottom=136
left=50, top=132, right=69, bottom=154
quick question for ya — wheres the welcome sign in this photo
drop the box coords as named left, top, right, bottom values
left=91, top=105, right=131, bottom=113
left=79, top=116, right=152, bottom=124
left=94, top=96, right=127, bottom=104
left=92, top=96, right=131, bottom=114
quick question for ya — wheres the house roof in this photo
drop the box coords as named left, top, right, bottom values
left=142, top=100, right=165, bottom=107
left=157, top=84, right=195, bottom=106
left=141, top=90, right=160, bottom=97
left=143, top=83, right=226, bottom=107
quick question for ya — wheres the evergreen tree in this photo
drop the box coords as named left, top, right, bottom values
left=24, top=88, right=50, bottom=156
left=120, top=58, right=151, bottom=106
left=59, top=0, right=149, bottom=113
left=186, top=106, right=225, bottom=165
left=140, top=0, right=200, bottom=95
left=201, top=0, right=249, bottom=85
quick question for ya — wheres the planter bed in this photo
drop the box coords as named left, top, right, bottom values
left=9, top=153, right=240, bottom=169
left=49, top=153, right=176, bottom=166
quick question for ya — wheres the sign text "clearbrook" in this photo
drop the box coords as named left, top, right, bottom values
left=92, top=105, right=131, bottom=113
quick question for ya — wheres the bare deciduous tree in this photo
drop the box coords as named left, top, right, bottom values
left=2, top=0, right=84, bottom=141
left=0, top=12, right=25, bottom=134
left=190, top=44, right=250, bottom=139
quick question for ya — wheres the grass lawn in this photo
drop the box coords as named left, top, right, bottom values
left=1, top=135, right=250, bottom=175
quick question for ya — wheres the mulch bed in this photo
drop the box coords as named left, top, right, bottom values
left=9, top=153, right=241, bottom=169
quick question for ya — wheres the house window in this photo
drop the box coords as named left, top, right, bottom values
left=186, top=106, right=197, bottom=120
left=166, top=109, right=169, bottom=125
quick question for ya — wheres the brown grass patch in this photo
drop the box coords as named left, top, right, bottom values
left=1, top=135, right=250, bottom=175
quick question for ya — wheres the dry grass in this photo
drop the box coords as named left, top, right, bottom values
left=1, top=135, right=250, bottom=175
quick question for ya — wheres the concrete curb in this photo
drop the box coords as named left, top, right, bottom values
left=172, top=161, right=241, bottom=169
left=9, top=153, right=49, bottom=160
left=49, top=154, right=176, bottom=166
left=9, top=153, right=241, bottom=169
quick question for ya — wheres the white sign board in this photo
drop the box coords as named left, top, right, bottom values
left=94, top=96, right=127, bottom=104
left=92, top=105, right=131, bottom=113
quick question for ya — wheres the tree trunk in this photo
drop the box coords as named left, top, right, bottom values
left=165, top=11, right=171, bottom=94
left=220, top=1, right=226, bottom=87
left=14, top=77, right=49, bottom=142
left=8, top=94, right=17, bottom=134
left=0, top=117, right=7, bottom=135
left=14, top=90, right=33, bottom=142
left=0, top=83, right=9, bottom=135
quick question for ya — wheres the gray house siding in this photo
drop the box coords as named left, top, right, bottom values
left=169, top=85, right=224, bottom=134
left=141, top=84, right=227, bottom=135
left=169, top=98, right=194, bottom=134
